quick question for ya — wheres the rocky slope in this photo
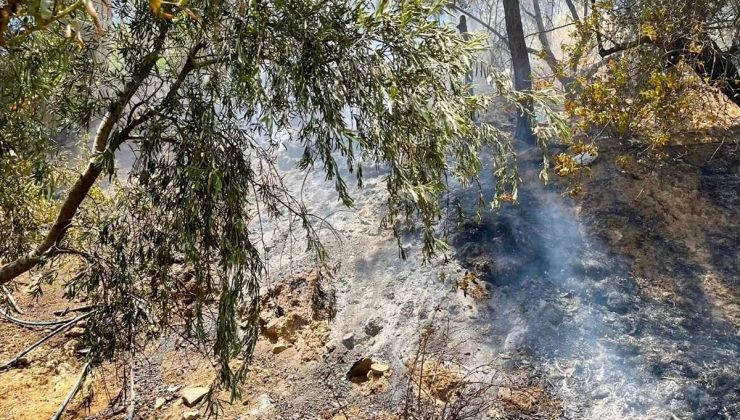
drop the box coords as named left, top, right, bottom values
left=0, top=124, right=737, bottom=419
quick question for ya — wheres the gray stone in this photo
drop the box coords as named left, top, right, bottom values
left=272, top=343, right=289, bottom=354
left=248, top=394, right=274, bottom=416
left=341, top=333, right=355, bottom=349
left=370, top=362, right=390, bottom=375
left=364, top=318, right=383, bottom=337
left=65, top=326, right=85, bottom=338
left=347, top=358, right=373, bottom=382
left=573, top=151, right=597, bottom=166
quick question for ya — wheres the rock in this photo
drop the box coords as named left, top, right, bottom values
left=341, top=333, right=355, bottom=349
left=63, top=339, right=80, bottom=354
left=182, top=410, right=200, bottom=420
left=363, top=318, right=383, bottom=337
left=65, top=326, right=85, bottom=338
left=272, top=343, right=289, bottom=354
left=181, top=386, right=209, bottom=407
left=167, top=384, right=182, bottom=393
left=154, top=397, right=166, bottom=410
left=262, top=319, right=282, bottom=340
left=573, top=151, right=597, bottom=166
left=370, top=363, right=390, bottom=375
left=591, top=386, right=610, bottom=400
left=56, top=362, right=73, bottom=375
left=248, top=394, right=274, bottom=415
left=325, top=342, right=336, bottom=352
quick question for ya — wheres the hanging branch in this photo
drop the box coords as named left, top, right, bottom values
left=0, top=27, right=170, bottom=287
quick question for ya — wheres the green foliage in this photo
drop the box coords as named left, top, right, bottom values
left=567, top=0, right=740, bottom=147
left=0, top=33, right=87, bottom=259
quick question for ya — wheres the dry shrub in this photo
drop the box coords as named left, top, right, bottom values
left=453, top=272, right=489, bottom=300
left=401, top=318, right=501, bottom=419
left=401, top=315, right=562, bottom=419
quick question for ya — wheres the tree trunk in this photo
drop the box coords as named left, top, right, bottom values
left=503, top=0, right=535, bottom=144
left=0, top=30, right=168, bottom=287
left=457, top=14, right=476, bottom=118
left=564, top=0, right=580, bottom=23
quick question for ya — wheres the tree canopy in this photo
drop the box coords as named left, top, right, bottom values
left=457, top=0, right=740, bottom=147
left=4, top=0, right=736, bottom=409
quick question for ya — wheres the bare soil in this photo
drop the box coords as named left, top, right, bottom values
left=0, top=131, right=737, bottom=419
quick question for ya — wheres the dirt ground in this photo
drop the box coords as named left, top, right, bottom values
left=0, top=128, right=737, bottom=419
left=576, top=137, right=739, bottom=328
left=0, top=278, right=110, bottom=419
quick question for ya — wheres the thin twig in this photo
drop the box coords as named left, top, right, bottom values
left=0, top=311, right=95, bottom=371
left=51, top=362, right=91, bottom=420
left=525, top=22, right=576, bottom=38
left=709, top=138, right=725, bottom=161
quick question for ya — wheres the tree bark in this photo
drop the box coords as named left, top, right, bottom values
left=530, top=0, right=574, bottom=89
left=457, top=15, right=474, bottom=96
left=503, top=0, right=535, bottom=144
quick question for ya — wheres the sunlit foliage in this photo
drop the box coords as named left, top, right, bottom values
left=566, top=0, right=740, bottom=147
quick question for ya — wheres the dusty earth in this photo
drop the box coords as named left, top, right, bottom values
left=0, top=118, right=738, bottom=419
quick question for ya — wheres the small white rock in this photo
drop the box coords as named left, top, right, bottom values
left=182, top=410, right=200, bottom=420
left=573, top=151, right=597, bottom=166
